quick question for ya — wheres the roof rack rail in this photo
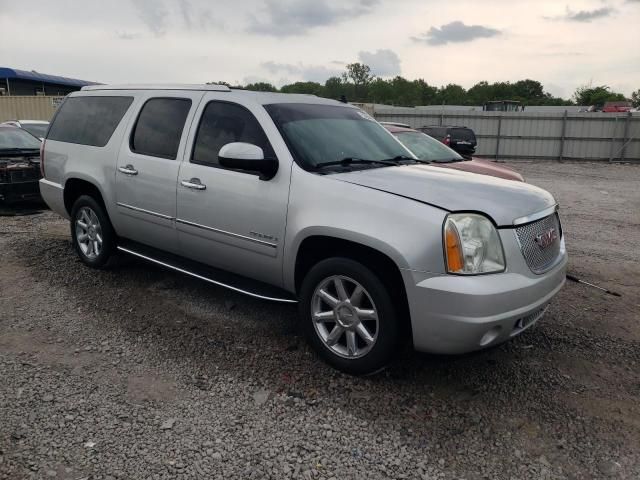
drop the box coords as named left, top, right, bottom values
left=81, top=84, right=231, bottom=92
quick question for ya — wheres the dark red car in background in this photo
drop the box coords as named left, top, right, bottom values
left=382, top=124, right=524, bottom=182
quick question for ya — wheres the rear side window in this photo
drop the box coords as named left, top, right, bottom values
left=420, top=127, right=446, bottom=139
left=192, top=101, right=275, bottom=168
left=130, top=98, right=192, bottom=159
left=48, top=96, right=133, bottom=147
left=450, top=128, right=476, bottom=143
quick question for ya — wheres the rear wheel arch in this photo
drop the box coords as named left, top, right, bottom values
left=63, top=178, right=107, bottom=216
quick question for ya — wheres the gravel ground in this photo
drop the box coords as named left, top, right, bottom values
left=1, top=161, right=639, bottom=480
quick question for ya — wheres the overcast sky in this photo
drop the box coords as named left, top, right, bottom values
left=1, top=0, right=638, bottom=99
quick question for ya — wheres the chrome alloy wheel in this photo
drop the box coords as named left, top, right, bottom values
left=311, top=275, right=379, bottom=359
left=75, top=206, right=103, bottom=259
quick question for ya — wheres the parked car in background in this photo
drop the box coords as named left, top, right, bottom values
left=384, top=124, right=524, bottom=182
left=602, top=101, right=633, bottom=113
left=0, top=126, right=42, bottom=203
left=1, top=120, right=49, bottom=140
left=418, top=125, right=477, bottom=158
left=40, top=85, right=566, bottom=374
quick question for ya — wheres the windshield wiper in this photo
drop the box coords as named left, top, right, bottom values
left=383, top=155, right=432, bottom=165
left=383, top=155, right=423, bottom=164
left=314, top=157, right=401, bottom=169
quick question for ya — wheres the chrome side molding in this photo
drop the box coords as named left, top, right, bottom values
left=116, top=202, right=174, bottom=220
left=175, top=218, right=278, bottom=248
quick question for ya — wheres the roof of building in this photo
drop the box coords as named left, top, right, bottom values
left=0, top=67, right=100, bottom=87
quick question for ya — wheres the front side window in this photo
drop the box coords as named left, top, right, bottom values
left=131, top=98, right=191, bottom=159
left=265, top=103, right=408, bottom=170
left=192, top=101, right=275, bottom=168
left=48, top=96, right=133, bottom=147
left=395, top=131, right=462, bottom=163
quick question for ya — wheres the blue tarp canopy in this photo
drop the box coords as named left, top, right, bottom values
left=0, top=67, right=100, bottom=87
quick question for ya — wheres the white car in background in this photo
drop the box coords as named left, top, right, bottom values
left=0, top=120, right=49, bottom=140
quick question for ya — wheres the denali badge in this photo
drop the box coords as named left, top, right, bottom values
left=534, top=228, right=558, bottom=249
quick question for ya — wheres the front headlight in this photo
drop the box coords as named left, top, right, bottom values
left=443, top=213, right=505, bottom=274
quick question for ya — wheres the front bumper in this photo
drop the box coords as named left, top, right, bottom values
left=0, top=180, right=42, bottom=203
left=404, top=243, right=567, bottom=354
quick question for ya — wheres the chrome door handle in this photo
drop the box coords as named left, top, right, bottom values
left=181, top=178, right=206, bottom=190
left=118, top=164, right=138, bottom=175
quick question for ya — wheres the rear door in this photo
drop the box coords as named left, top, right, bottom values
left=115, top=91, right=203, bottom=253
left=175, top=95, right=290, bottom=287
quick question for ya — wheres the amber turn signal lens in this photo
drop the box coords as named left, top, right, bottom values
left=445, top=222, right=464, bottom=272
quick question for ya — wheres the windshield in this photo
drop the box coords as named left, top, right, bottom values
left=264, top=103, right=410, bottom=169
left=0, top=128, right=42, bottom=150
left=21, top=123, right=48, bottom=138
left=395, top=131, right=463, bottom=162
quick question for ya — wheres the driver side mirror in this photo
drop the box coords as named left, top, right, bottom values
left=218, top=142, right=278, bottom=180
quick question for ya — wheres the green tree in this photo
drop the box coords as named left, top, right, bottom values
left=435, top=84, right=467, bottom=105
left=244, top=82, right=278, bottom=92
left=342, top=63, right=374, bottom=101
left=368, top=78, right=395, bottom=104
left=631, top=89, right=640, bottom=108
left=513, top=79, right=545, bottom=103
left=280, top=81, right=325, bottom=96
left=573, top=85, right=626, bottom=106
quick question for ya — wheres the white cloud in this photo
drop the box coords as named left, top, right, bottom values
left=358, top=49, right=401, bottom=77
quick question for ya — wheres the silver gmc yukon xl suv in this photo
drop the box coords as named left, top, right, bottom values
left=39, top=84, right=567, bottom=374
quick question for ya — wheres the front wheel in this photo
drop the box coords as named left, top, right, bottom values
left=299, top=257, right=401, bottom=375
left=70, top=195, right=116, bottom=268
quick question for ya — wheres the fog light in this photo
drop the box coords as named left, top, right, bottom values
left=480, top=326, right=503, bottom=346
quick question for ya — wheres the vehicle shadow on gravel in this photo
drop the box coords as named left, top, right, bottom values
left=8, top=233, right=640, bottom=479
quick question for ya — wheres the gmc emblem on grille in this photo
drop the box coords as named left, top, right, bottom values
left=534, top=228, right=558, bottom=249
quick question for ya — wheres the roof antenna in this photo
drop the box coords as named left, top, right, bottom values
left=339, top=95, right=348, bottom=104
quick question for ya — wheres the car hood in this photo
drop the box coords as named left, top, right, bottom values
left=436, top=158, right=524, bottom=182
left=329, top=164, right=555, bottom=226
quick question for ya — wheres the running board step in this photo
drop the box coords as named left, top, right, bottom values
left=116, top=240, right=297, bottom=304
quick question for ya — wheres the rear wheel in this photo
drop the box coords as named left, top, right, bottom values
left=299, top=257, right=400, bottom=375
left=70, top=195, right=116, bottom=268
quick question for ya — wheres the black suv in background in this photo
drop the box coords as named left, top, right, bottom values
left=418, top=126, right=477, bottom=158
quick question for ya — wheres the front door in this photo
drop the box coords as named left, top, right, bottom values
left=175, top=96, right=291, bottom=287
left=115, top=92, right=203, bottom=253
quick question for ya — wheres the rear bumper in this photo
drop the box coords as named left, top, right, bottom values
left=404, top=250, right=567, bottom=354
left=39, top=179, right=68, bottom=218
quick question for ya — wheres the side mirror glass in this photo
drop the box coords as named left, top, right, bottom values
left=218, top=142, right=278, bottom=180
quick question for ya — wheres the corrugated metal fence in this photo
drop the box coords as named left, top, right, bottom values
left=370, top=106, right=640, bottom=162
left=0, top=96, right=65, bottom=122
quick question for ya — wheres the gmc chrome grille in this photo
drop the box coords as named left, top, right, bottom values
left=515, top=213, right=562, bottom=274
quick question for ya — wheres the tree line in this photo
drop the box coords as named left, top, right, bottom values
left=214, top=63, right=639, bottom=108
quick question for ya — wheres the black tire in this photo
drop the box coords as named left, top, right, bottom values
left=299, top=257, right=401, bottom=375
left=70, top=195, right=116, bottom=268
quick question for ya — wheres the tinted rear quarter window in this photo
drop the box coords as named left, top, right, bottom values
left=420, top=127, right=446, bottom=139
left=450, top=128, right=476, bottom=143
left=48, top=96, right=133, bottom=147
left=131, top=98, right=192, bottom=159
